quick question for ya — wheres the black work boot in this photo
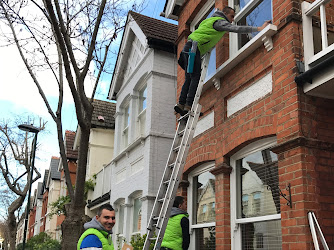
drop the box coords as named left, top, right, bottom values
left=174, top=103, right=184, bottom=115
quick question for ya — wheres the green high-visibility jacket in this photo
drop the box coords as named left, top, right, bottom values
left=188, top=16, right=226, bottom=56
left=161, top=214, right=188, bottom=250
left=77, top=228, right=114, bottom=250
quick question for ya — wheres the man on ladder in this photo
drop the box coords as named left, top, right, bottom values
left=144, top=7, right=271, bottom=250
left=174, top=7, right=271, bottom=116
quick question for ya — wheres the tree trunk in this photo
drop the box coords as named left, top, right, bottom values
left=61, top=123, right=92, bottom=249
left=7, top=211, right=17, bottom=250
left=61, top=204, right=86, bottom=249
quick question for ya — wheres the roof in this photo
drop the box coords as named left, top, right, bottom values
left=65, top=130, right=78, bottom=160
left=49, top=157, right=61, bottom=180
left=41, top=169, right=49, bottom=192
left=37, top=182, right=43, bottom=199
left=108, top=11, right=178, bottom=100
left=129, top=11, right=178, bottom=45
left=91, top=99, right=116, bottom=129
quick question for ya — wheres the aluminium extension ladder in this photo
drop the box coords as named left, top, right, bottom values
left=308, top=211, right=329, bottom=250
left=143, top=52, right=211, bottom=250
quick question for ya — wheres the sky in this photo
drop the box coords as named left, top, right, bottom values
left=0, top=0, right=175, bottom=193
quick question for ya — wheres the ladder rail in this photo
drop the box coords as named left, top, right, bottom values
left=143, top=52, right=211, bottom=250
left=145, top=120, right=187, bottom=231
left=308, top=211, right=329, bottom=250
left=153, top=104, right=203, bottom=249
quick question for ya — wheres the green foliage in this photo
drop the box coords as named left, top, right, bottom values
left=49, top=179, right=95, bottom=217
left=130, top=233, right=155, bottom=250
left=16, top=232, right=61, bottom=250
left=49, top=195, right=71, bottom=217
left=85, top=178, right=96, bottom=195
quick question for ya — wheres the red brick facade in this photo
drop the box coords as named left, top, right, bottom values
left=175, top=0, right=334, bottom=249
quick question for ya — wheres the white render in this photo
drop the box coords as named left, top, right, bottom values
left=194, top=111, right=214, bottom=138
left=227, top=72, right=272, bottom=117
left=108, top=14, right=177, bottom=244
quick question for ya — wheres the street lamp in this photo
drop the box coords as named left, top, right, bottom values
left=18, top=124, right=40, bottom=250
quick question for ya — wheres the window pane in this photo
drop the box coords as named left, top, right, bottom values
left=132, top=198, right=142, bottom=232
left=194, top=171, right=216, bottom=224
left=118, top=205, right=124, bottom=234
left=194, top=7, right=216, bottom=81
left=237, top=149, right=280, bottom=218
left=241, top=220, right=282, bottom=249
left=195, top=226, right=216, bottom=250
left=236, top=0, right=272, bottom=49
left=139, top=87, right=147, bottom=112
left=124, top=106, right=130, bottom=127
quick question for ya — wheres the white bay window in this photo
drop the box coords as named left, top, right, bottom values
left=231, top=137, right=282, bottom=250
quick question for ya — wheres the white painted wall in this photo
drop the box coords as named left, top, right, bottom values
left=109, top=46, right=177, bottom=243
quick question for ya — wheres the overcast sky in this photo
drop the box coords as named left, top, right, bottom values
left=0, top=0, right=176, bottom=192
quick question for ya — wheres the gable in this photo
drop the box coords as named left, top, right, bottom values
left=108, top=15, right=147, bottom=100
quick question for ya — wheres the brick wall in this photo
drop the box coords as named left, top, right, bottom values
left=176, top=0, right=334, bottom=249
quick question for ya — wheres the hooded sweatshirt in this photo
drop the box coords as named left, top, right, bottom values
left=161, top=207, right=190, bottom=250
left=77, top=217, right=114, bottom=250
left=187, top=9, right=259, bottom=55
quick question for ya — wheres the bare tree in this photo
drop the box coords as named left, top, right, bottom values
left=0, top=119, right=45, bottom=250
left=0, top=0, right=146, bottom=248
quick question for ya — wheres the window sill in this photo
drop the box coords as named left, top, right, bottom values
left=203, top=24, right=277, bottom=92
left=112, top=136, right=146, bottom=162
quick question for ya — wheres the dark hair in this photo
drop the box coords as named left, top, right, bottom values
left=97, top=203, right=114, bottom=216
left=173, top=196, right=185, bottom=208
left=223, top=6, right=236, bottom=14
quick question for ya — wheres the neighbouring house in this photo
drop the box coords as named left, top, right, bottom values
left=33, top=182, right=43, bottom=237
left=57, top=131, right=78, bottom=239
left=44, top=157, right=61, bottom=240
left=15, top=215, right=24, bottom=247
left=40, top=169, right=49, bottom=234
left=162, top=0, right=334, bottom=249
left=27, top=195, right=35, bottom=240
left=107, top=11, right=178, bottom=247
left=73, top=99, right=116, bottom=218
left=27, top=182, right=43, bottom=238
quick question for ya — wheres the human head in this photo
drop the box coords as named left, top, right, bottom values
left=222, top=6, right=236, bottom=22
left=173, top=196, right=186, bottom=211
left=96, top=204, right=115, bottom=231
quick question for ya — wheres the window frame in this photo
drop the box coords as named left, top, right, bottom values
left=189, top=0, right=216, bottom=81
left=229, top=0, right=273, bottom=54
left=230, top=136, right=280, bottom=249
left=188, top=161, right=216, bottom=248
left=131, top=195, right=142, bottom=236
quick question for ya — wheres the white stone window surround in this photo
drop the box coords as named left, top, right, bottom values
left=184, top=0, right=277, bottom=92
left=301, top=0, right=334, bottom=70
left=129, top=192, right=143, bottom=236
left=187, top=161, right=216, bottom=249
left=230, top=136, right=280, bottom=250
left=190, top=0, right=277, bottom=91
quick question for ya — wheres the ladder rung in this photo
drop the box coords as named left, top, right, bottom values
left=178, top=112, right=190, bottom=121
left=178, top=129, right=185, bottom=137
left=168, top=163, right=175, bottom=168
left=158, top=198, right=164, bottom=203
left=153, top=217, right=159, bottom=221
left=173, top=145, right=181, bottom=152
left=163, top=180, right=170, bottom=185
left=149, top=238, right=157, bottom=241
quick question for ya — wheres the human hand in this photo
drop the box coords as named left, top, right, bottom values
left=257, top=20, right=272, bottom=31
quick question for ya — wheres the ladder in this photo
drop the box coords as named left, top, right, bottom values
left=308, top=211, right=329, bottom=250
left=143, top=52, right=211, bottom=250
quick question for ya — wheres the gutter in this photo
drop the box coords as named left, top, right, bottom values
left=295, top=54, right=334, bottom=86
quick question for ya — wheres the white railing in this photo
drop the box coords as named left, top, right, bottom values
left=308, top=211, right=329, bottom=250
left=302, top=0, right=334, bottom=70
left=90, top=164, right=112, bottom=201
